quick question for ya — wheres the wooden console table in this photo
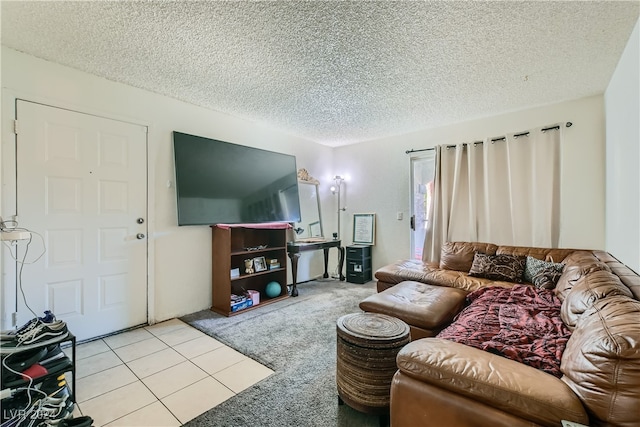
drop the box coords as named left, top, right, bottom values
left=287, top=240, right=345, bottom=297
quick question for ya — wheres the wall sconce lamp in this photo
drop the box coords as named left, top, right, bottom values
left=330, top=175, right=344, bottom=195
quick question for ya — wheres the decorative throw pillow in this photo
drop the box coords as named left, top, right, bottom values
left=524, top=256, right=565, bottom=286
left=468, top=253, right=526, bottom=283
left=531, top=265, right=565, bottom=290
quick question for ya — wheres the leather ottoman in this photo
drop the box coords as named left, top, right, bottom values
left=359, top=280, right=468, bottom=340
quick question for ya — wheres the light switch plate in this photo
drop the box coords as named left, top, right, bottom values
left=0, top=230, right=31, bottom=241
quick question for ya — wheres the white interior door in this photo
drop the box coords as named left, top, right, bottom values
left=410, top=152, right=436, bottom=260
left=14, top=100, right=148, bottom=341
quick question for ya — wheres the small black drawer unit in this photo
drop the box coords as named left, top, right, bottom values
left=346, top=245, right=372, bottom=284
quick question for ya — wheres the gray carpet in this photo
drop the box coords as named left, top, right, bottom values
left=180, top=279, right=383, bottom=427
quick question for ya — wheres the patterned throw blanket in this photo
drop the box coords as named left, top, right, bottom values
left=436, top=285, right=571, bottom=377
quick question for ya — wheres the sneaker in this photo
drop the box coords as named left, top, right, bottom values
left=1, top=312, right=56, bottom=341
left=37, top=374, right=70, bottom=398
left=17, top=321, right=68, bottom=346
left=37, top=345, right=66, bottom=366
left=1, top=322, right=69, bottom=355
left=2, top=344, right=63, bottom=376
left=33, top=394, right=74, bottom=426
left=1, top=392, right=28, bottom=424
left=1, top=382, right=70, bottom=425
left=6, top=385, right=73, bottom=427
left=1, top=347, right=48, bottom=376
left=2, top=355, right=73, bottom=388
left=22, top=393, right=74, bottom=427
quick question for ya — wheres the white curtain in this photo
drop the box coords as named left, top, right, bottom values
left=423, top=125, right=562, bottom=263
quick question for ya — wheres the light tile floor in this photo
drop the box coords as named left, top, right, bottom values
left=65, top=318, right=273, bottom=426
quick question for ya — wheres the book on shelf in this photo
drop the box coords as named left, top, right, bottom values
left=230, top=294, right=253, bottom=312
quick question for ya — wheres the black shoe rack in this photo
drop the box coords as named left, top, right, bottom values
left=1, top=331, right=76, bottom=422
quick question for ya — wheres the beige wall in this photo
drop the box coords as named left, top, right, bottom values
left=0, top=43, right=620, bottom=327
left=333, top=95, right=606, bottom=270
left=0, top=47, right=334, bottom=326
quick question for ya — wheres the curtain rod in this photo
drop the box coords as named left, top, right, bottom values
left=405, top=147, right=435, bottom=154
left=405, top=122, right=572, bottom=154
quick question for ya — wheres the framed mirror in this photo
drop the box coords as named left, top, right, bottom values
left=294, top=169, right=324, bottom=242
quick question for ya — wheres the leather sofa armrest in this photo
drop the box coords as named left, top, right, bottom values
left=396, top=338, right=589, bottom=427
left=374, top=259, right=437, bottom=286
left=391, top=371, right=546, bottom=427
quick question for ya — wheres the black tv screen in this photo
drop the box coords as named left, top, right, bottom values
left=173, top=132, right=301, bottom=226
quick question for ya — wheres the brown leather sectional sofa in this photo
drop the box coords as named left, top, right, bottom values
left=364, top=242, right=640, bottom=427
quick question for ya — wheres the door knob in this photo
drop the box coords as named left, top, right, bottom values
left=136, top=233, right=145, bottom=240
left=137, top=218, right=145, bottom=224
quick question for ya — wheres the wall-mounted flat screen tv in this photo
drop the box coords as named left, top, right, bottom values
left=173, top=131, right=301, bottom=226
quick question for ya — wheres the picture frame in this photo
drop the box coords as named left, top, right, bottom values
left=253, top=256, right=267, bottom=272
left=352, top=213, right=376, bottom=245
left=309, top=221, right=321, bottom=237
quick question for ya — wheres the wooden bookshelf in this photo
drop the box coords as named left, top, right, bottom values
left=211, top=224, right=289, bottom=316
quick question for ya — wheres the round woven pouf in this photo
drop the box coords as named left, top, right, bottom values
left=336, top=312, right=410, bottom=417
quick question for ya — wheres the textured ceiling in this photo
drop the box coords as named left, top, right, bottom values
left=2, top=1, right=638, bottom=146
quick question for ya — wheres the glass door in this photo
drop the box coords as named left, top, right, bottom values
left=410, top=152, right=436, bottom=260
